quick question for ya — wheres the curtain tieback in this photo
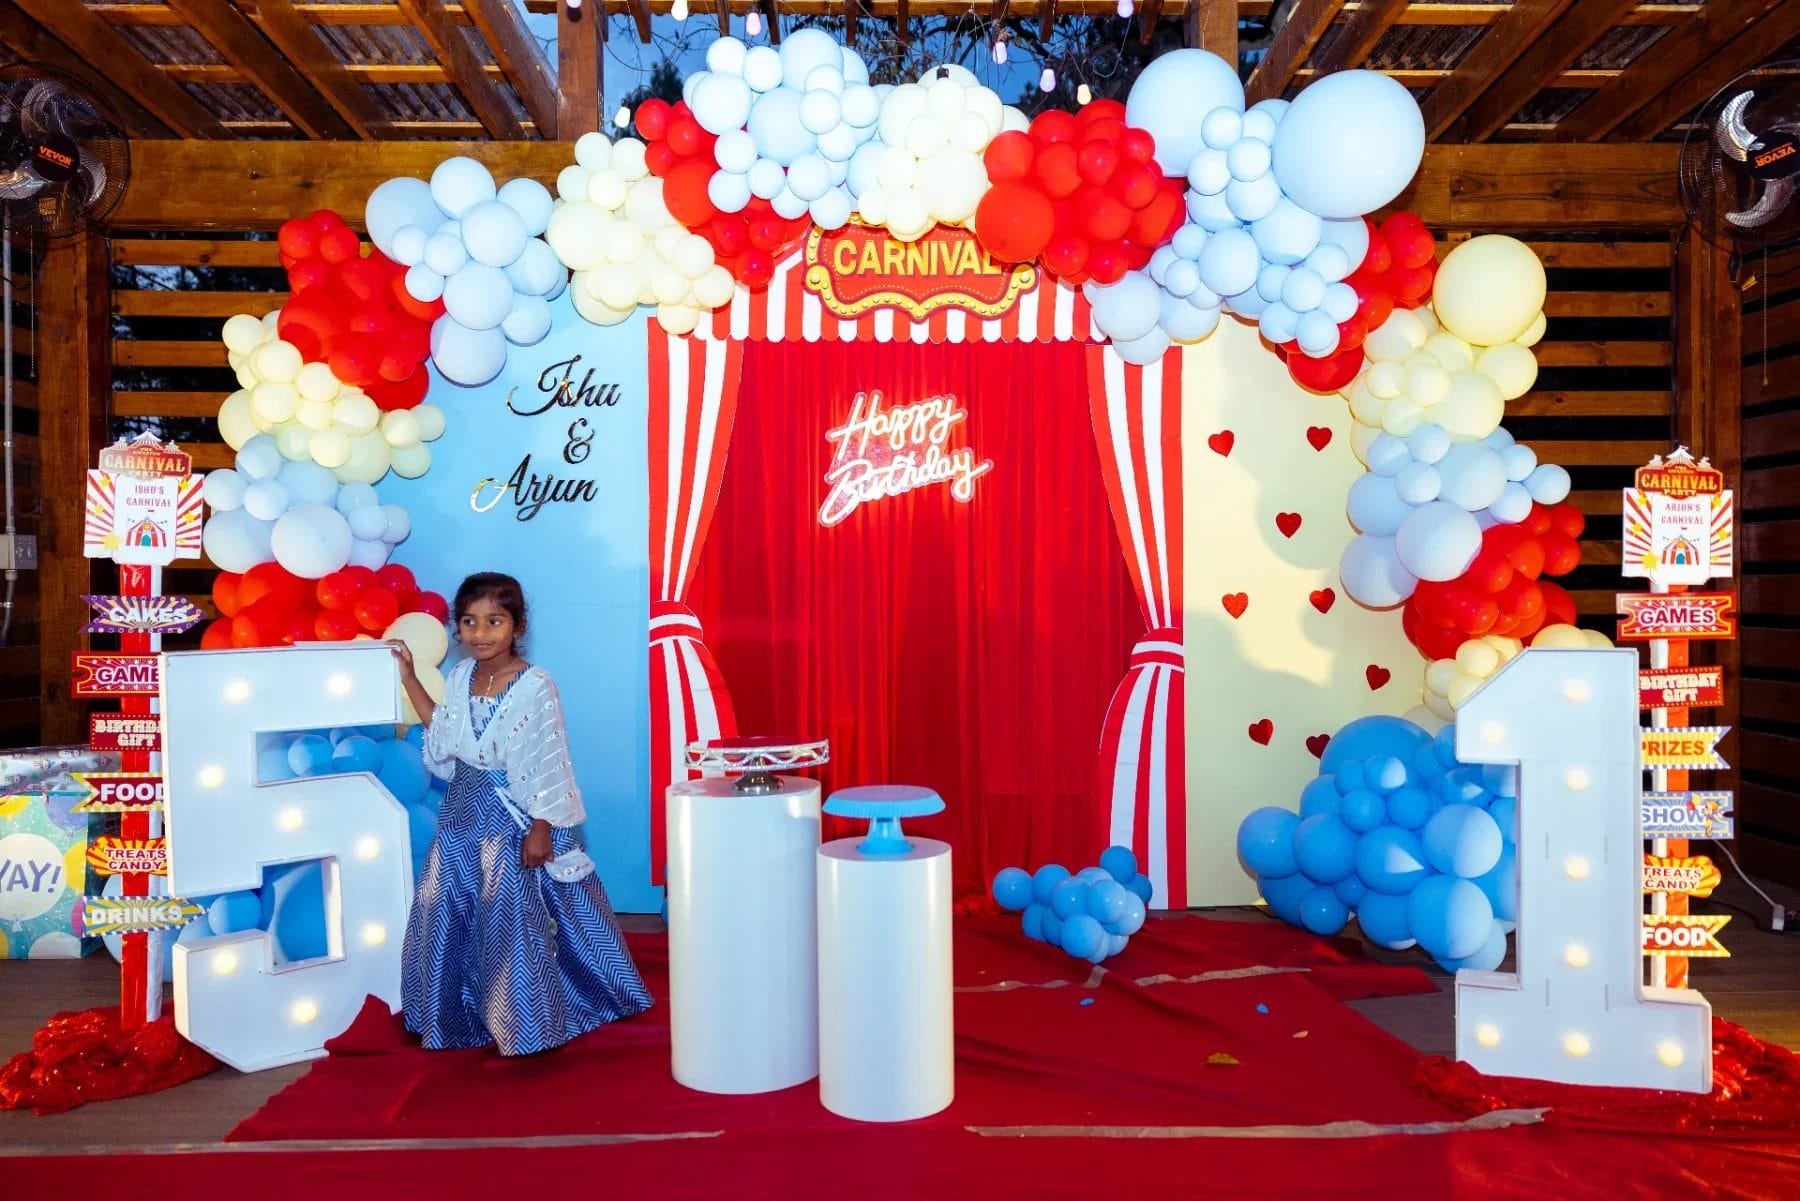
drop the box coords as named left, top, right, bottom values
left=650, top=601, right=705, bottom=646
left=1128, top=627, right=1184, bottom=670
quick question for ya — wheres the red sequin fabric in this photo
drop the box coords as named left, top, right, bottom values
left=0, top=1006, right=219, bottom=1115
left=1415, top=1019, right=1800, bottom=1136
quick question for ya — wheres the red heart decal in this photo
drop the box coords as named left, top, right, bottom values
left=1248, top=719, right=1274, bottom=746
left=1309, top=588, right=1336, bottom=614
left=1221, top=592, right=1249, bottom=619
left=1305, top=734, right=1331, bottom=759
left=1366, top=664, right=1391, bottom=690
left=1306, top=426, right=1333, bottom=451
left=1208, top=430, right=1234, bottom=457
left=1276, top=512, right=1302, bottom=539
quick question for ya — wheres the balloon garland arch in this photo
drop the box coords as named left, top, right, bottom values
left=193, top=35, right=1600, bottom=954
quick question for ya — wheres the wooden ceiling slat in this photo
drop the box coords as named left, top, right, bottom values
left=1418, top=0, right=1581, bottom=140
left=556, top=0, right=602, bottom=140
left=1244, top=0, right=1344, bottom=105
left=846, top=0, right=859, bottom=42
left=9, top=0, right=229, bottom=138
left=1306, top=0, right=1406, bottom=76
left=1136, top=0, right=1165, bottom=47
left=628, top=0, right=655, bottom=42
left=1450, top=0, right=1644, bottom=142
left=716, top=0, right=733, bottom=37
left=396, top=0, right=528, bottom=139
left=1183, top=0, right=1237, bottom=59
left=240, top=0, right=393, bottom=140
left=1298, top=68, right=1620, bottom=89
left=1610, top=3, right=1800, bottom=142
left=1038, top=0, right=1056, bottom=42
left=464, top=0, right=559, bottom=139
left=760, top=0, right=782, bottom=42
left=165, top=0, right=354, bottom=140
left=0, top=0, right=172, bottom=138
left=1555, top=0, right=1787, bottom=142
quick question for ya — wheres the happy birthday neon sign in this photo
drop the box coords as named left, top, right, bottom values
left=819, top=391, right=993, bottom=527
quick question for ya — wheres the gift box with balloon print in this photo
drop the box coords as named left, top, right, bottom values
left=0, top=778, right=103, bottom=960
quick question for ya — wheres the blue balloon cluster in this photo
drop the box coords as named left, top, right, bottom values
left=991, top=845, right=1152, bottom=964
left=1235, top=715, right=1518, bottom=972
left=267, top=724, right=445, bottom=879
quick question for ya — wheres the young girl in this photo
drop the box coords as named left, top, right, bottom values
left=392, top=572, right=652, bottom=1055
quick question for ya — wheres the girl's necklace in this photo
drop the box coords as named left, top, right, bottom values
left=473, top=658, right=520, bottom=697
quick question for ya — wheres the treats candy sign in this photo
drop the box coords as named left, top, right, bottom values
left=1622, top=449, right=1733, bottom=588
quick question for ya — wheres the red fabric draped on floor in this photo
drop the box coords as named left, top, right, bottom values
left=686, top=338, right=1139, bottom=898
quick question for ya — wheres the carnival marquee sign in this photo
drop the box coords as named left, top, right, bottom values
left=802, top=220, right=1035, bottom=321
left=1622, top=450, right=1733, bottom=589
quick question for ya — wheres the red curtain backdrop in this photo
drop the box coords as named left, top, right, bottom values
left=688, top=337, right=1138, bottom=899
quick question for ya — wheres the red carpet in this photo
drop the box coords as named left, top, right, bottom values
left=8, top=916, right=1799, bottom=1200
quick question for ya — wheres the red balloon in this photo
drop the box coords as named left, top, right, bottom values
left=1539, top=581, right=1577, bottom=629
left=645, top=141, right=681, bottom=177
left=984, top=131, right=1037, bottom=183
left=1030, top=109, right=1080, bottom=145
left=213, top=572, right=244, bottom=619
left=1086, top=195, right=1131, bottom=242
left=200, top=618, right=235, bottom=650
left=354, top=588, right=400, bottom=634
left=635, top=98, right=672, bottom=141
left=709, top=213, right=749, bottom=257
left=1356, top=286, right=1395, bottom=331
left=231, top=609, right=270, bottom=649
left=1128, top=185, right=1184, bottom=246
left=1361, top=236, right=1393, bottom=276
left=1387, top=224, right=1437, bottom=271
left=746, top=212, right=790, bottom=251
left=974, top=183, right=1055, bottom=263
left=416, top=591, right=450, bottom=622
left=663, top=160, right=719, bottom=230
left=330, top=336, right=381, bottom=388
left=740, top=249, right=776, bottom=288
left=1081, top=118, right=1128, bottom=147
left=1389, top=265, right=1435, bottom=306
left=375, top=563, right=417, bottom=594
left=316, top=571, right=358, bottom=611
left=315, top=609, right=360, bottom=641
left=369, top=370, right=430, bottom=412
left=318, top=225, right=361, bottom=265
left=340, top=564, right=378, bottom=591
left=1117, top=127, right=1157, bottom=165
left=1541, top=533, right=1581, bottom=577
left=277, top=218, right=319, bottom=261
left=1035, top=143, right=1082, bottom=199
left=1076, top=141, right=1120, bottom=185
left=1113, top=164, right=1160, bottom=210
left=1087, top=242, right=1128, bottom=285
left=1041, top=235, right=1089, bottom=280
left=667, top=116, right=706, bottom=158
left=1287, top=345, right=1365, bottom=393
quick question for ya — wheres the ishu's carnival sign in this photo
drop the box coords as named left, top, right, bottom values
left=802, top=221, right=1035, bottom=321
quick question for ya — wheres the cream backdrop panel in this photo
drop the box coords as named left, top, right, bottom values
left=1181, top=319, right=1420, bottom=906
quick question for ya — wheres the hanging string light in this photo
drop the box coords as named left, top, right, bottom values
left=672, top=0, right=690, bottom=21
left=992, top=30, right=1009, bottom=66
left=1039, top=65, right=1056, bottom=92
left=747, top=9, right=763, bottom=36
left=566, top=0, right=582, bottom=9
left=614, top=105, right=631, bottom=129
left=1077, top=83, right=1093, bottom=105
left=1117, top=0, right=1135, bottom=16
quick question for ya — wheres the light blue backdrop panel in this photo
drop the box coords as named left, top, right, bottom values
left=383, top=294, right=658, bottom=911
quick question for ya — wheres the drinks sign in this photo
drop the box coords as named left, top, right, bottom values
left=802, top=221, right=1036, bottom=321
left=820, top=390, right=994, bottom=527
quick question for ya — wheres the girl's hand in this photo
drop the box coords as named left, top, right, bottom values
left=387, top=639, right=415, bottom=675
left=522, top=820, right=554, bottom=868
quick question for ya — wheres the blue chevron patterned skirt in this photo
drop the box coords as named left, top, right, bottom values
left=402, top=761, right=653, bottom=1056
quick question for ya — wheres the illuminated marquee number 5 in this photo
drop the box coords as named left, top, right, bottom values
left=161, top=644, right=412, bottom=1072
left=1455, top=647, right=1711, bottom=1093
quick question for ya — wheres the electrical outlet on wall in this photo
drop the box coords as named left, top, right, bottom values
left=0, top=533, right=37, bottom=570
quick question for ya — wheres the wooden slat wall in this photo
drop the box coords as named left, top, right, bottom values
left=0, top=236, right=42, bottom=748
left=1738, top=243, right=1800, bottom=885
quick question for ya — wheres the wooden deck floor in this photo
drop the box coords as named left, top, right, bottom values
left=3, top=878, right=1797, bottom=1154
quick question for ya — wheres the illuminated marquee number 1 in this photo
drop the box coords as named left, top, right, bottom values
left=161, top=644, right=413, bottom=1072
left=1454, top=647, right=1712, bottom=1093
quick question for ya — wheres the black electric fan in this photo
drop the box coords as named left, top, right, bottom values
left=1678, top=62, right=1800, bottom=249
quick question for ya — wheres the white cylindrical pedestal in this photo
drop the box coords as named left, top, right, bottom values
left=817, top=838, right=953, bottom=1122
left=667, top=776, right=821, bottom=1094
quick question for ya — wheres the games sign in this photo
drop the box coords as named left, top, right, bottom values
left=70, top=653, right=161, bottom=698
left=1617, top=593, right=1737, bottom=641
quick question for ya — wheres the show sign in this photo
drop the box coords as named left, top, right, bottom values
left=802, top=221, right=1035, bottom=321
left=386, top=292, right=656, bottom=911
left=1642, top=790, right=1734, bottom=839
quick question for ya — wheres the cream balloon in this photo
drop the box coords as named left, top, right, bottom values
left=1530, top=623, right=1612, bottom=650
left=337, top=433, right=394, bottom=485
left=390, top=442, right=432, bottom=479
left=275, top=425, right=314, bottom=461
left=1432, top=235, right=1546, bottom=347
left=309, top=427, right=352, bottom=470
left=218, top=390, right=259, bottom=450
left=1435, top=370, right=1505, bottom=440
left=1474, top=341, right=1538, bottom=401
left=385, top=611, right=451, bottom=667
left=413, top=403, right=447, bottom=442
left=222, top=313, right=266, bottom=356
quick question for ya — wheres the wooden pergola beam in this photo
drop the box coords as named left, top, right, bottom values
left=165, top=0, right=353, bottom=140
left=1137, top=0, right=1166, bottom=47
left=1183, top=0, right=1236, bottom=61
left=627, top=0, right=654, bottom=42
left=0, top=0, right=171, bottom=138
left=240, top=0, right=393, bottom=139
left=845, top=0, right=859, bottom=41
left=396, top=0, right=528, bottom=139
left=464, top=0, right=560, bottom=139
left=1305, top=0, right=1405, bottom=76
left=1038, top=0, right=1056, bottom=42
left=1244, top=0, right=1343, bottom=104
left=1610, top=3, right=1800, bottom=142
left=1556, top=0, right=1786, bottom=142
left=716, top=0, right=732, bottom=37
left=1418, top=0, right=1578, bottom=140
left=10, top=0, right=230, bottom=137
left=760, top=0, right=782, bottom=42
left=1450, top=0, right=1642, bottom=142
left=109, top=139, right=1683, bottom=231
left=556, top=0, right=602, bottom=139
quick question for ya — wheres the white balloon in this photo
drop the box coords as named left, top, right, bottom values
left=203, top=469, right=247, bottom=512
left=1201, top=106, right=1244, bottom=151
left=366, top=176, right=444, bottom=259
left=709, top=169, right=753, bottom=213
left=271, top=503, right=354, bottom=579
left=692, top=72, right=755, bottom=136
left=429, top=315, right=508, bottom=387
left=747, top=157, right=786, bottom=200
left=743, top=45, right=783, bottom=93
left=391, top=224, right=428, bottom=267
left=202, top=508, right=274, bottom=574
left=800, top=89, right=842, bottom=135
left=424, top=230, right=468, bottom=276
left=716, top=129, right=759, bottom=174
left=706, top=35, right=748, bottom=76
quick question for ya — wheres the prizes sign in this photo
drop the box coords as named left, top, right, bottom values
left=802, top=221, right=1035, bottom=321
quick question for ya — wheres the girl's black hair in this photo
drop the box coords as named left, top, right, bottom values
left=453, top=572, right=528, bottom=645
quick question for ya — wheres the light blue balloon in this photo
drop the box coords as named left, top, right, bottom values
left=1040, top=910, right=1064, bottom=948
left=1125, top=49, right=1246, bottom=174
left=1394, top=462, right=1440, bottom=506
left=1340, top=534, right=1417, bottom=608
left=1031, top=863, right=1072, bottom=904
left=1295, top=308, right=1340, bottom=356
left=1226, top=172, right=1283, bottom=223
left=1116, top=891, right=1147, bottom=936
left=1099, top=845, right=1138, bottom=884
left=1407, top=876, right=1493, bottom=962
left=1251, top=199, right=1323, bottom=267
left=747, top=157, right=786, bottom=201
left=1306, top=242, right=1354, bottom=284
left=429, top=315, right=507, bottom=388
left=1320, top=281, right=1359, bottom=322
left=1355, top=825, right=1429, bottom=894
left=208, top=890, right=263, bottom=935
left=201, top=507, right=275, bottom=575
left=1386, top=786, right=1431, bottom=830
left=992, top=867, right=1033, bottom=911
left=1280, top=265, right=1326, bottom=314
left=1483, top=766, right=1519, bottom=800
left=1021, top=902, right=1048, bottom=941
left=1348, top=473, right=1411, bottom=537
left=1186, top=187, right=1240, bottom=233
left=377, top=739, right=430, bottom=806
left=286, top=734, right=333, bottom=778
left=1126, top=873, right=1154, bottom=905
left=1300, top=885, right=1350, bottom=936
left=1198, top=227, right=1261, bottom=298
left=1498, top=443, right=1537, bottom=481
left=258, top=743, right=297, bottom=784
left=1091, top=272, right=1163, bottom=344
left=1107, top=933, right=1130, bottom=957
left=1270, top=69, right=1424, bottom=219
left=1365, top=433, right=1411, bottom=478
left=331, top=735, right=383, bottom=776
left=1171, top=223, right=1209, bottom=260
left=1086, top=879, right=1130, bottom=926
left=1366, top=756, right=1408, bottom=793
left=1525, top=463, right=1572, bottom=505
left=1321, top=716, right=1433, bottom=774
left=746, top=87, right=814, bottom=166
left=1437, top=443, right=1508, bottom=511
left=1339, top=788, right=1386, bottom=833
left=1258, top=301, right=1301, bottom=345
left=262, top=861, right=328, bottom=963
left=1256, top=262, right=1290, bottom=302
left=1395, top=501, right=1482, bottom=582
left=1049, top=877, right=1091, bottom=921
left=1443, top=920, right=1509, bottom=972
left=1473, top=842, right=1519, bottom=924
left=1356, top=890, right=1416, bottom=949
left=1162, top=296, right=1221, bottom=342
left=1060, top=913, right=1105, bottom=961
left=1237, top=806, right=1301, bottom=878
left=1295, top=814, right=1357, bottom=884
left=1487, top=482, right=1533, bottom=524
left=366, top=176, right=445, bottom=260
left=1433, top=726, right=1460, bottom=767
left=1163, top=258, right=1201, bottom=299
left=1075, top=866, right=1111, bottom=886
left=1422, top=804, right=1504, bottom=879
left=1224, top=284, right=1271, bottom=319
left=1315, top=215, right=1370, bottom=273
left=1298, top=776, right=1343, bottom=818
left=1259, top=872, right=1312, bottom=926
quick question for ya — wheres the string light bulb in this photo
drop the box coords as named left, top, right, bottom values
left=1040, top=66, right=1057, bottom=92
left=1117, top=0, right=1135, bottom=16
left=672, top=0, right=689, bottom=20
left=614, top=105, right=631, bottom=130
left=1077, top=83, right=1093, bottom=106
left=567, top=0, right=582, bottom=9
left=746, top=10, right=762, bottom=36
left=992, top=36, right=1009, bottom=66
